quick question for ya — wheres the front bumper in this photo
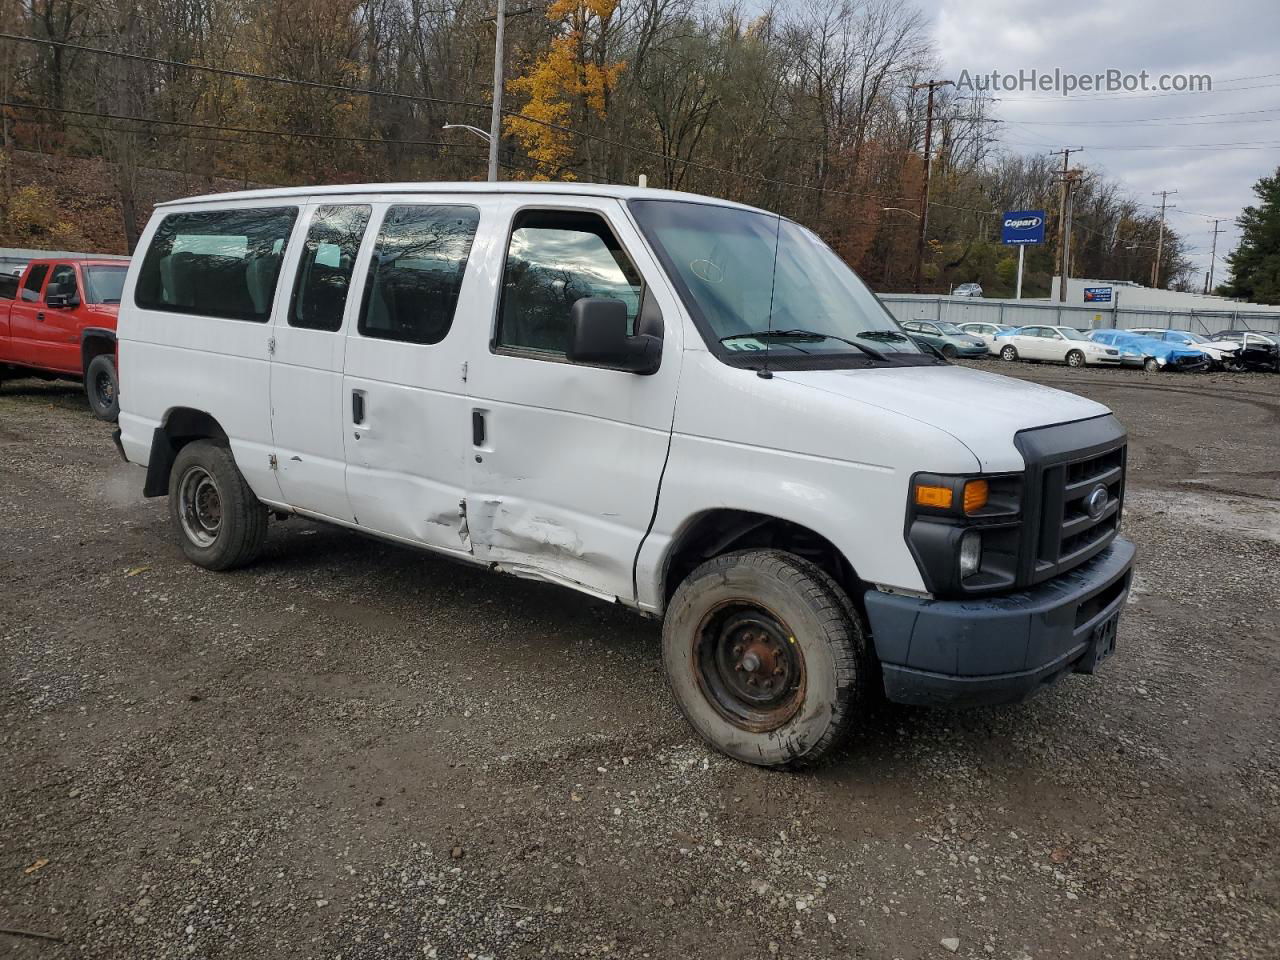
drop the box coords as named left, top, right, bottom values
left=864, top=538, right=1135, bottom=707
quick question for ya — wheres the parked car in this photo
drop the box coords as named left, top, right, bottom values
left=994, top=325, right=1123, bottom=367
left=0, top=256, right=129, bottom=419
left=114, top=181, right=1134, bottom=769
left=1087, top=330, right=1210, bottom=372
left=1126, top=328, right=1244, bottom=370
left=958, top=321, right=1018, bottom=356
left=1208, top=330, right=1280, bottom=372
left=899, top=319, right=989, bottom=359
left=952, top=282, right=983, bottom=298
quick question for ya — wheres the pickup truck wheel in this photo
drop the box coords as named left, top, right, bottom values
left=1066, top=349, right=1086, bottom=368
left=168, top=440, right=268, bottom=571
left=999, top=345, right=1019, bottom=361
left=662, top=549, right=874, bottom=769
left=85, top=354, right=120, bottom=421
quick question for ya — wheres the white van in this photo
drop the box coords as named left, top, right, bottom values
left=114, top=182, right=1135, bottom=768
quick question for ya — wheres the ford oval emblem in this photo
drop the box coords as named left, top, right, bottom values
left=1085, top=484, right=1109, bottom=520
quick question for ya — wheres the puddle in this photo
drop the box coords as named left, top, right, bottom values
left=1128, top=489, right=1280, bottom=545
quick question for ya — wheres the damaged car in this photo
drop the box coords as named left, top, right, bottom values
left=113, top=182, right=1135, bottom=769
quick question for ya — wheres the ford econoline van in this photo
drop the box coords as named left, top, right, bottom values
left=114, top=182, right=1135, bottom=768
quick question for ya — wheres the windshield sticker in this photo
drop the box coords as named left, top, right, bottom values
left=690, top=258, right=724, bottom=283
left=724, top=338, right=767, bottom=352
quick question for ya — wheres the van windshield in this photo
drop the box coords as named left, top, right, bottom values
left=628, top=199, right=924, bottom=364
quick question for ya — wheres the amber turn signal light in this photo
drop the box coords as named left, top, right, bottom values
left=913, top=483, right=953, bottom=510
left=963, top=479, right=989, bottom=514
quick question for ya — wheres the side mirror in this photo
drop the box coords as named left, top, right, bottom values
left=46, top=291, right=79, bottom=309
left=909, top=334, right=947, bottom=361
left=566, top=297, right=662, bottom=374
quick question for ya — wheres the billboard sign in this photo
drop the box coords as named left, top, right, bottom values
left=1002, top=210, right=1046, bottom=245
left=1084, top=286, right=1113, bottom=303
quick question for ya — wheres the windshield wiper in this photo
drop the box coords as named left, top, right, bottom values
left=721, top=329, right=887, bottom=362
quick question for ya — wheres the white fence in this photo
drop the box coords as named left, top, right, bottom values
left=879, top=294, right=1280, bottom=337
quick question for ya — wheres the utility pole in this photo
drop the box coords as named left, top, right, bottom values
left=912, top=79, right=953, bottom=293
left=1050, top=147, right=1083, bottom=301
left=1150, top=189, right=1177, bottom=288
left=1206, top=218, right=1224, bottom=293
left=486, top=0, right=507, bottom=182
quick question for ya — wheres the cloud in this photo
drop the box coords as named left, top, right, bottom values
left=918, top=0, right=1280, bottom=283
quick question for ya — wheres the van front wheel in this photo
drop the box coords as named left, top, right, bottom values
left=662, top=550, right=874, bottom=769
left=168, top=440, right=268, bottom=571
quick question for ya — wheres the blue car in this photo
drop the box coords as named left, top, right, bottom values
left=1087, top=329, right=1210, bottom=372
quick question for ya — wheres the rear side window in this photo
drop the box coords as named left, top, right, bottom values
left=289, top=205, right=372, bottom=332
left=496, top=209, right=643, bottom=356
left=358, top=204, right=480, bottom=345
left=135, top=207, right=299, bottom=322
left=21, top=264, right=49, bottom=302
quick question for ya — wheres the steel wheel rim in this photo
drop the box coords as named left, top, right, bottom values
left=692, top=601, right=806, bottom=733
left=95, top=369, right=115, bottom=406
left=178, top=465, right=222, bottom=547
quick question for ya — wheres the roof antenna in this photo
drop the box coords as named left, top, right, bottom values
left=758, top=213, right=783, bottom=380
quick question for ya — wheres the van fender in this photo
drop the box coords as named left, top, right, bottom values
left=142, top=408, right=230, bottom=498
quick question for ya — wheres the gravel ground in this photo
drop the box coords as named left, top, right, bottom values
left=1, top=364, right=1277, bottom=959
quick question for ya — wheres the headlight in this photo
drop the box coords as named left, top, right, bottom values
left=959, top=530, right=982, bottom=579
left=906, top=472, right=1022, bottom=596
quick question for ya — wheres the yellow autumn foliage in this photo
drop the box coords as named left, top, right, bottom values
left=506, top=0, right=625, bottom=180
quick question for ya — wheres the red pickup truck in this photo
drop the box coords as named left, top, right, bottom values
left=0, top=256, right=129, bottom=420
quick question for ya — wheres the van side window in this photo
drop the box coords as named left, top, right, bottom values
left=21, top=263, right=49, bottom=302
left=289, top=204, right=371, bottom=332
left=46, top=264, right=79, bottom=302
left=134, top=207, right=299, bottom=322
left=358, top=204, right=480, bottom=345
left=496, top=209, right=643, bottom=357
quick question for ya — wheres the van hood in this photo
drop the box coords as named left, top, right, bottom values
left=775, top=364, right=1111, bottom=472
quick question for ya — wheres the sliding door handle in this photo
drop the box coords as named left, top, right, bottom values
left=471, top=410, right=486, bottom=447
left=352, top=389, right=366, bottom=425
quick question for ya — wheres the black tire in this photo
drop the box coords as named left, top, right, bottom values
left=1143, top=356, right=1160, bottom=373
left=661, top=549, right=875, bottom=769
left=941, top=343, right=958, bottom=360
left=168, top=440, right=268, bottom=571
left=1066, top=349, right=1086, bottom=368
left=1000, top=345, right=1019, bottom=361
left=85, top=354, right=120, bottom=421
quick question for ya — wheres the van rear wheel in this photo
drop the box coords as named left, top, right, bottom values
left=662, top=550, right=874, bottom=769
left=168, top=440, right=268, bottom=571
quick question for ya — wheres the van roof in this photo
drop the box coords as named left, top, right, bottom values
left=157, top=180, right=773, bottom=215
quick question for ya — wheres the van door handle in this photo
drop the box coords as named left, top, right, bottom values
left=472, top=410, right=486, bottom=447
left=352, top=390, right=366, bottom=425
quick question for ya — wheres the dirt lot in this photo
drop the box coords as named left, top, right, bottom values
left=1, top=363, right=1278, bottom=960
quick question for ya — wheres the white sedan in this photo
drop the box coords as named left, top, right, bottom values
left=958, top=322, right=1019, bottom=356
left=995, top=325, right=1123, bottom=367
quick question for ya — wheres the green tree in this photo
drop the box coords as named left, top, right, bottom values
left=1221, top=166, right=1280, bottom=304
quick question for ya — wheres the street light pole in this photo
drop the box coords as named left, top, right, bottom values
left=486, top=0, right=506, bottom=182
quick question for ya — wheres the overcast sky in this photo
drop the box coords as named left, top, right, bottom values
left=918, top=0, right=1280, bottom=286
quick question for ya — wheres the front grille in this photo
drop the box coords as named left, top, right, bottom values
left=1015, top=416, right=1128, bottom=586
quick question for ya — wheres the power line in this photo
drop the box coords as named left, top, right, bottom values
left=991, top=80, right=1280, bottom=104
left=0, top=32, right=926, bottom=204
left=1003, top=108, right=1280, bottom=127
left=0, top=100, right=490, bottom=149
